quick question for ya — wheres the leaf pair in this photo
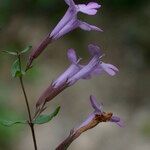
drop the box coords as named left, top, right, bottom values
left=2, top=46, right=32, bottom=77
left=2, top=46, right=32, bottom=56
left=0, top=106, right=60, bottom=127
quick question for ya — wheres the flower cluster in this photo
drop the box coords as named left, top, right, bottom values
left=1, top=0, right=123, bottom=150
left=25, top=0, right=123, bottom=149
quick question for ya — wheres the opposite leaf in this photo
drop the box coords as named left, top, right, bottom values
left=20, top=46, right=32, bottom=54
left=33, top=106, right=60, bottom=125
left=0, top=120, right=27, bottom=127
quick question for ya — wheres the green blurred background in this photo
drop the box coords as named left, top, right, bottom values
left=0, top=0, right=150, bottom=150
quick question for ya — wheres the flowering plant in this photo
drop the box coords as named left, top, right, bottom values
left=0, top=0, right=123, bottom=150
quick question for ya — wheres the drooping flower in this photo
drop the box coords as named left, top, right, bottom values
left=36, top=44, right=119, bottom=107
left=26, top=0, right=102, bottom=69
left=55, top=95, right=123, bottom=150
left=77, top=95, right=124, bottom=130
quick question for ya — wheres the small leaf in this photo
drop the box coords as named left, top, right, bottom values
left=0, top=120, right=27, bottom=127
left=2, top=50, right=17, bottom=56
left=11, top=59, right=25, bottom=77
left=11, top=59, right=21, bottom=77
left=33, top=106, right=60, bottom=125
left=20, top=46, right=32, bottom=54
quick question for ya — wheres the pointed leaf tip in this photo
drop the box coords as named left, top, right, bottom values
left=2, top=50, right=17, bottom=56
left=33, top=106, right=61, bottom=125
left=20, top=46, right=32, bottom=54
left=0, top=119, right=27, bottom=127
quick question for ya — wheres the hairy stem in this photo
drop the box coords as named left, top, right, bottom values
left=18, top=54, right=38, bottom=150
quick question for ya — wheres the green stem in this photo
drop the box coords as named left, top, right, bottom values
left=18, top=54, right=38, bottom=150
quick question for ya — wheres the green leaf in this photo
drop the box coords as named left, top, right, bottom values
left=11, top=59, right=21, bottom=77
left=20, top=46, right=32, bottom=54
left=0, top=120, right=27, bottom=127
left=2, top=50, right=17, bottom=56
left=33, top=106, right=60, bottom=125
left=11, top=59, right=25, bottom=77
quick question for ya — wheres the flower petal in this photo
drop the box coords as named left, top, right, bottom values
left=53, top=64, right=81, bottom=88
left=64, top=0, right=75, bottom=6
left=67, top=49, right=78, bottom=63
left=50, top=6, right=77, bottom=39
left=90, top=95, right=103, bottom=113
left=52, top=17, right=79, bottom=40
left=88, top=44, right=102, bottom=57
left=82, top=65, right=103, bottom=78
left=110, top=116, right=124, bottom=127
left=78, top=2, right=101, bottom=15
left=76, top=113, right=95, bottom=130
left=68, top=56, right=100, bottom=85
left=106, top=63, right=119, bottom=72
left=87, top=2, right=101, bottom=9
left=101, top=62, right=119, bottom=76
left=79, top=21, right=103, bottom=32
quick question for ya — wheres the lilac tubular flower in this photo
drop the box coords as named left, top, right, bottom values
left=55, top=95, right=123, bottom=150
left=36, top=49, right=82, bottom=107
left=67, top=53, right=100, bottom=85
left=53, top=49, right=82, bottom=88
left=36, top=44, right=119, bottom=107
left=50, top=0, right=102, bottom=40
left=76, top=95, right=123, bottom=131
left=67, top=44, right=119, bottom=85
left=36, top=44, right=101, bottom=106
left=26, top=0, right=101, bottom=69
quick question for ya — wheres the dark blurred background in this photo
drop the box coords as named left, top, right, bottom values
left=0, top=0, right=150, bottom=150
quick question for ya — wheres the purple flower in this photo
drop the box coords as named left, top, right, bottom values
left=53, top=49, right=82, bottom=88
left=50, top=0, right=102, bottom=40
left=36, top=44, right=118, bottom=107
left=52, top=44, right=118, bottom=88
left=36, top=48, right=82, bottom=107
left=26, top=0, right=102, bottom=69
left=67, top=44, right=119, bottom=85
left=55, top=95, right=123, bottom=150
left=76, top=95, right=124, bottom=130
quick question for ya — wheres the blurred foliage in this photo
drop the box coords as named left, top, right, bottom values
left=141, top=121, right=150, bottom=138
left=104, top=0, right=149, bottom=11
left=0, top=81, right=25, bottom=149
left=0, top=101, right=25, bottom=149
